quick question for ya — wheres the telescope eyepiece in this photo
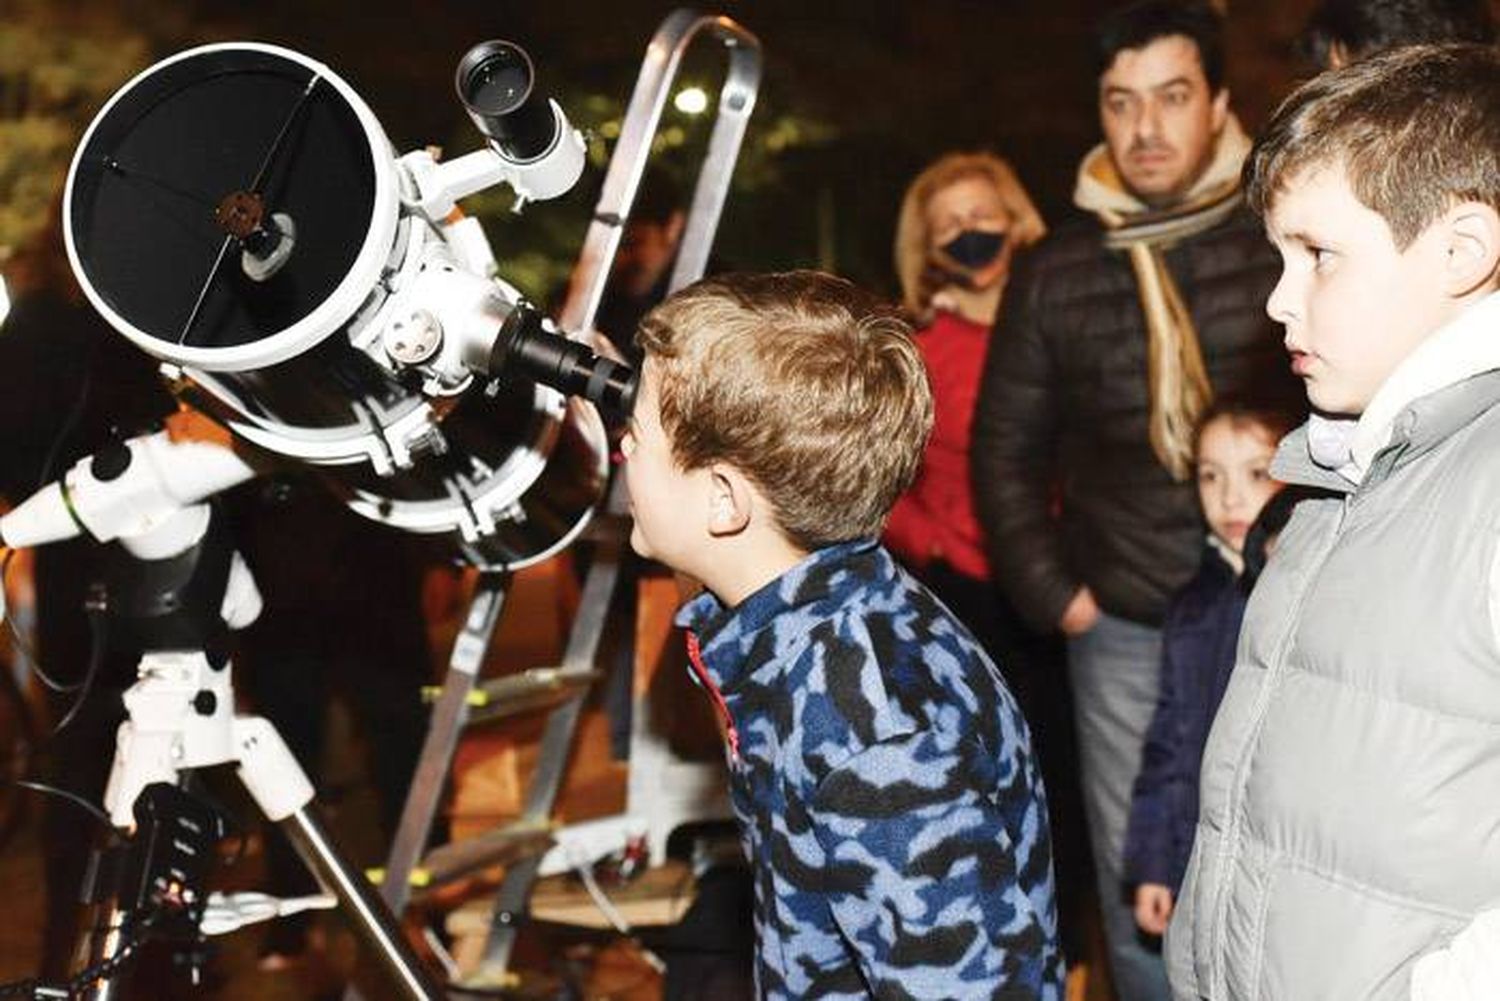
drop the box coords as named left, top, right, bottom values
left=456, top=40, right=556, bottom=163
left=492, top=307, right=637, bottom=419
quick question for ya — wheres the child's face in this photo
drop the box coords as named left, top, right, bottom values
left=620, top=362, right=707, bottom=570
left=1265, top=165, right=1462, bottom=415
left=1196, top=417, right=1281, bottom=554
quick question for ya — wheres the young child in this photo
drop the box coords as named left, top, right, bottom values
left=623, top=270, right=1064, bottom=1000
left=1166, top=44, right=1500, bottom=1000
left=1122, top=403, right=1290, bottom=937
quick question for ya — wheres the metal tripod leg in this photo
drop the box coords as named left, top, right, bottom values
left=282, top=805, right=444, bottom=1000
left=235, top=717, right=445, bottom=1001
left=73, top=904, right=130, bottom=1001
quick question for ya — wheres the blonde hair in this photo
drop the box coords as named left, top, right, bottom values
left=893, top=151, right=1047, bottom=315
left=636, top=271, right=934, bottom=551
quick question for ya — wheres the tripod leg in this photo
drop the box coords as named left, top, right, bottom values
left=235, top=715, right=443, bottom=1001
left=71, top=905, right=131, bottom=1001
left=280, top=806, right=444, bottom=1001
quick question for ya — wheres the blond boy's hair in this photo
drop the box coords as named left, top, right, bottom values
left=893, top=152, right=1046, bottom=316
left=636, top=271, right=933, bottom=552
left=1246, top=42, right=1500, bottom=249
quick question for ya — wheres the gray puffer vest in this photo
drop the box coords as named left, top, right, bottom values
left=1167, top=371, right=1500, bottom=1000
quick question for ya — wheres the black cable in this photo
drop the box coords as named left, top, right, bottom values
left=1, top=549, right=84, bottom=695
left=48, top=589, right=108, bottom=735
left=61, top=911, right=158, bottom=997
left=3, top=585, right=116, bottom=839
left=14, top=780, right=114, bottom=835
left=0, top=911, right=157, bottom=998
left=1, top=337, right=99, bottom=695
left=36, top=343, right=96, bottom=489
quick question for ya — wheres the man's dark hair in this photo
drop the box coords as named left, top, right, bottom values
left=1095, top=0, right=1227, bottom=92
left=1301, top=0, right=1494, bottom=67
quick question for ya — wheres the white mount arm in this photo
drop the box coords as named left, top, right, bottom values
left=0, top=430, right=258, bottom=549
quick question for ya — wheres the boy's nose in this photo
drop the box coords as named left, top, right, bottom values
left=1266, top=269, right=1299, bottom=327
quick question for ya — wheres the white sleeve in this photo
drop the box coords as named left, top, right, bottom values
left=1411, top=910, right=1500, bottom=1001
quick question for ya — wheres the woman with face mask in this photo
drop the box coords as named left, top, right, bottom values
left=883, top=151, right=1046, bottom=612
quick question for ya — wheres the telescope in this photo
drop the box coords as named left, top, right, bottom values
left=0, top=15, right=762, bottom=1000
left=62, top=40, right=630, bottom=571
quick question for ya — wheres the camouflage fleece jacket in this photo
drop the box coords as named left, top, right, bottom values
left=676, top=539, right=1064, bottom=1000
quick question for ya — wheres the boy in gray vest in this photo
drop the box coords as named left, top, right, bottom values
left=1166, top=44, right=1500, bottom=1001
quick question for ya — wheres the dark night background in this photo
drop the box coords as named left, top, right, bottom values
left=0, top=0, right=1363, bottom=305
left=2, top=2, right=1500, bottom=996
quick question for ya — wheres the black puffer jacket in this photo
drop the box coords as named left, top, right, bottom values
left=972, top=207, right=1300, bottom=630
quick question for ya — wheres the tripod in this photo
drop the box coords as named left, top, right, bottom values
left=67, top=498, right=442, bottom=1001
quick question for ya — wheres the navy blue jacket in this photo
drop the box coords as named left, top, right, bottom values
left=1123, top=546, right=1246, bottom=893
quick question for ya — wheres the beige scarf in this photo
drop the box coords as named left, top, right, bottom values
left=1073, top=115, right=1253, bottom=481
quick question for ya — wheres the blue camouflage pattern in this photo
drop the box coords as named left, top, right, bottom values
left=676, top=539, right=1064, bottom=1000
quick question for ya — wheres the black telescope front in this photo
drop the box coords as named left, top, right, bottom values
left=492, top=306, right=637, bottom=419
left=456, top=40, right=557, bottom=162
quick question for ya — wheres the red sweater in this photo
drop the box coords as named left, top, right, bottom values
left=884, top=310, right=992, bottom=581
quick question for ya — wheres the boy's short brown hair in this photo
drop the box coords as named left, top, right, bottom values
left=1246, top=42, right=1500, bottom=249
left=636, top=270, right=933, bottom=552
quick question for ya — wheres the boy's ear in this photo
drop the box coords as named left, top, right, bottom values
left=1441, top=201, right=1500, bottom=299
left=706, top=463, right=753, bottom=538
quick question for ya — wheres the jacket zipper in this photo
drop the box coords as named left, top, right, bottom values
left=685, top=631, right=740, bottom=764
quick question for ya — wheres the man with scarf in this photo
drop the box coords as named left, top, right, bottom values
left=971, top=3, right=1300, bottom=999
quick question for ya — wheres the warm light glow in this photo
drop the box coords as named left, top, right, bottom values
left=0, top=275, right=10, bottom=328
left=673, top=86, right=708, bottom=115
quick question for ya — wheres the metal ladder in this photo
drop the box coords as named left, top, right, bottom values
left=344, top=10, right=762, bottom=996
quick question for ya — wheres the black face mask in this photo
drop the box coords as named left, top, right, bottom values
left=940, top=229, right=1006, bottom=270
